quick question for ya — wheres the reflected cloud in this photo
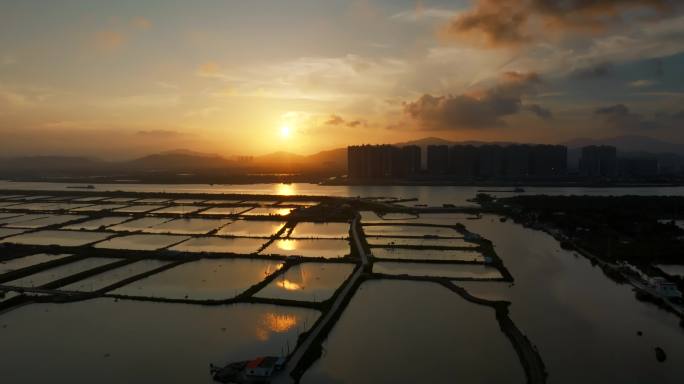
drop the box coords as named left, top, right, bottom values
left=276, top=279, right=303, bottom=291
left=255, top=312, right=299, bottom=341
left=276, top=239, right=298, bottom=252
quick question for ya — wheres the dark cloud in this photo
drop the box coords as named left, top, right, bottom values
left=594, top=104, right=661, bottom=130
left=572, top=62, right=615, bottom=79
left=525, top=104, right=553, bottom=119
left=403, top=71, right=551, bottom=129
left=444, top=0, right=677, bottom=47
left=653, top=58, right=665, bottom=77
left=325, top=114, right=365, bottom=127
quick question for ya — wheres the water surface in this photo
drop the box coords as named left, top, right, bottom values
left=60, top=259, right=171, bottom=292
left=363, top=225, right=460, bottom=237
left=94, top=234, right=189, bottom=251
left=109, top=217, right=172, bottom=232
left=261, top=239, right=350, bottom=258
left=5, top=214, right=87, bottom=229
left=144, top=218, right=231, bottom=235
left=170, top=237, right=266, bottom=254
left=1, top=230, right=112, bottom=247
left=301, top=280, right=524, bottom=384
left=111, top=259, right=283, bottom=299
left=366, top=236, right=475, bottom=248
left=465, top=216, right=684, bottom=383
left=216, top=220, right=285, bottom=237
left=0, top=299, right=319, bottom=383
left=151, top=205, right=206, bottom=214
left=0, top=253, right=72, bottom=274
left=4, top=257, right=120, bottom=288
left=62, top=216, right=131, bottom=231
left=373, top=262, right=502, bottom=279
left=289, top=222, right=350, bottom=239
left=372, top=247, right=485, bottom=262
left=255, top=262, right=355, bottom=302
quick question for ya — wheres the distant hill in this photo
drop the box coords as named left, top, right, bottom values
left=126, top=152, right=233, bottom=171
left=562, top=135, right=684, bottom=155
left=0, top=156, right=108, bottom=176
left=2, top=135, right=682, bottom=178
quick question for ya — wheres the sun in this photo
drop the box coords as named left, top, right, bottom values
left=279, top=125, right=291, bottom=138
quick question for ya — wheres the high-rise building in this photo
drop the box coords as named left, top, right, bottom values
left=618, top=157, right=658, bottom=177
left=504, top=145, right=531, bottom=177
left=579, top=145, right=617, bottom=177
left=478, top=145, right=504, bottom=177
left=350, top=142, right=569, bottom=180
left=398, top=145, right=421, bottom=176
left=530, top=145, right=567, bottom=177
left=448, top=145, right=479, bottom=177
left=348, top=145, right=421, bottom=179
left=427, top=145, right=449, bottom=175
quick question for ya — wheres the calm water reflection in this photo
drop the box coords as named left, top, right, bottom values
left=255, top=262, right=355, bottom=302
left=301, top=280, right=524, bottom=384
left=466, top=216, right=684, bottom=383
left=4, top=181, right=684, bottom=207
left=260, top=239, right=350, bottom=258
left=373, top=261, right=502, bottom=279
left=111, top=258, right=283, bottom=299
left=0, top=299, right=319, bottom=383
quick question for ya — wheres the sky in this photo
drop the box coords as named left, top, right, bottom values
left=0, top=0, right=683, bottom=159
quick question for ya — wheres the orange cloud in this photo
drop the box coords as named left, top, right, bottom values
left=94, top=30, right=126, bottom=52
left=131, top=16, right=152, bottom=30
left=92, top=17, right=151, bottom=53
left=197, top=61, right=222, bottom=77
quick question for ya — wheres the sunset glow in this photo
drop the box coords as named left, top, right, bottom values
left=1, top=1, right=680, bottom=160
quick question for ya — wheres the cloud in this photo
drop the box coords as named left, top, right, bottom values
left=403, top=71, right=551, bottom=129
left=92, top=17, right=152, bottom=53
left=594, top=103, right=660, bottom=130
left=136, top=129, right=185, bottom=138
left=629, top=79, right=657, bottom=87
left=93, top=30, right=126, bottom=52
left=442, top=0, right=679, bottom=47
left=196, top=61, right=223, bottom=78
left=201, top=54, right=409, bottom=103
left=325, top=114, right=365, bottom=127
left=131, top=17, right=152, bottom=30
left=391, top=2, right=456, bottom=23
left=525, top=104, right=552, bottom=119
left=571, top=62, right=614, bottom=79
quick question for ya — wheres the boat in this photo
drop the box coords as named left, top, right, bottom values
left=66, top=185, right=95, bottom=189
